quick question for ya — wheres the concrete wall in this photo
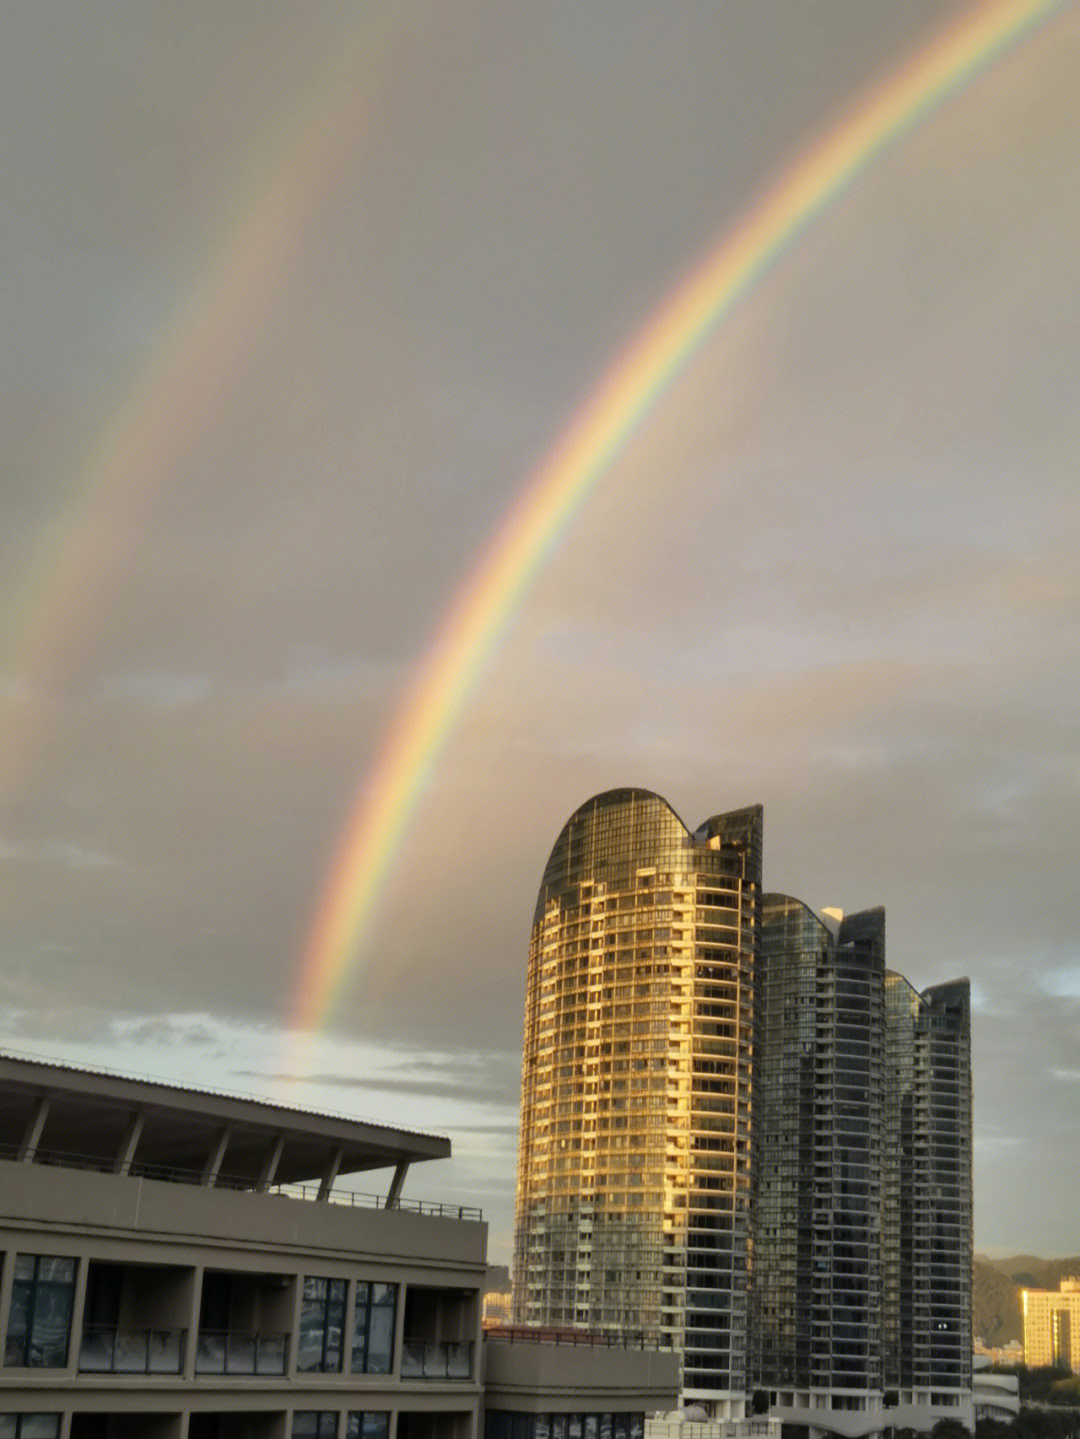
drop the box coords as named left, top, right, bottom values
left=482, top=1341, right=678, bottom=1414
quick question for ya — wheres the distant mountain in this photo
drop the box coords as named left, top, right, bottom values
left=974, top=1258, right=1023, bottom=1345
left=972, top=1255, right=1080, bottom=1348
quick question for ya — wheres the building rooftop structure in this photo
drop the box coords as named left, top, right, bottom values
left=0, top=1050, right=452, bottom=1200
left=0, top=1050, right=674, bottom=1439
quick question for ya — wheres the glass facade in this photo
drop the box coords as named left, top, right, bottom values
left=754, top=900, right=972, bottom=1412
left=883, top=975, right=972, bottom=1398
left=352, top=1283, right=396, bottom=1374
left=0, top=1420, right=61, bottom=1439
left=513, top=790, right=761, bottom=1405
left=754, top=900, right=885, bottom=1398
left=347, top=1416, right=391, bottom=1439
left=297, top=1276, right=347, bottom=1373
left=486, top=1413, right=643, bottom=1439
left=4, top=1256, right=77, bottom=1369
left=292, top=1415, right=338, bottom=1439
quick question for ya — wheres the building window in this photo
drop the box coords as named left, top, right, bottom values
left=0, top=1420, right=61, bottom=1439
left=292, top=1415, right=338, bottom=1438
left=346, top=1415, right=390, bottom=1439
left=352, top=1283, right=396, bottom=1373
left=4, top=1256, right=77, bottom=1368
left=297, top=1277, right=347, bottom=1373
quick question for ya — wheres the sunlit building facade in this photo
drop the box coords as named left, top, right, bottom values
left=513, top=791, right=761, bottom=1416
left=1021, top=1279, right=1080, bottom=1372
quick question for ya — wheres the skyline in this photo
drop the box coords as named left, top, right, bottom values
left=3, top=1, right=1079, bottom=1266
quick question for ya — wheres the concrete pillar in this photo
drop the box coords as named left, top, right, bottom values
left=317, top=1144, right=344, bottom=1200
left=202, top=1126, right=232, bottom=1187
left=257, top=1132, right=286, bottom=1191
left=114, top=1110, right=145, bottom=1174
left=18, top=1094, right=50, bottom=1160
left=387, top=1159, right=411, bottom=1208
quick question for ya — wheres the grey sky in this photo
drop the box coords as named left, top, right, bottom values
left=2, top=1, right=1078, bottom=1264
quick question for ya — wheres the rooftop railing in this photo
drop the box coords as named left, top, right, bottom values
left=484, top=1325, right=671, bottom=1350
left=0, top=1145, right=481, bottom=1221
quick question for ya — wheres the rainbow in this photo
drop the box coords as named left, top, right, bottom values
left=293, top=0, right=1062, bottom=1049
left=0, top=4, right=411, bottom=799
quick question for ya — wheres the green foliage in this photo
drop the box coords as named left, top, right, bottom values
left=993, top=1367, right=1080, bottom=1406
left=977, top=1406, right=1080, bottom=1439
left=931, top=1418, right=971, bottom=1439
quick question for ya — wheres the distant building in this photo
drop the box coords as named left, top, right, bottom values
left=513, top=791, right=761, bottom=1418
left=482, top=1292, right=513, bottom=1327
left=972, top=1356, right=1020, bottom=1423
left=1022, top=1278, right=1080, bottom=1371
left=0, top=1052, right=675, bottom=1439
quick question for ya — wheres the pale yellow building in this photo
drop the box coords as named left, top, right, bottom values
left=1021, top=1278, right=1080, bottom=1372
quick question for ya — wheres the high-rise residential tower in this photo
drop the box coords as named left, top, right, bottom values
left=514, top=794, right=973, bottom=1435
left=513, top=790, right=761, bottom=1416
left=755, top=897, right=972, bottom=1437
left=883, top=975, right=973, bottom=1410
left=754, top=899, right=886, bottom=1420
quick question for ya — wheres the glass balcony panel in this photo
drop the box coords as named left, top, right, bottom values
left=79, top=1328, right=112, bottom=1372
left=226, top=1334, right=256, bottom=1374
left=447, top=1341, right=472, bottom=1378
left=149, top=1329, right=183, bottom=1373
left=195, top=1331, right=226, bottom=1374
left=257, top=1334, right=288, bottom=1375
left=401, top=1339, right=474, bottom=1379
left=401, top=1340, right=424, bottom=1377
left=114, top=1329, right=149, bottom=1372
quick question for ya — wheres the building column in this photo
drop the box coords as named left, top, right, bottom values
left=387, top=1159, right=410, bottom=1207
left=257, top=1132, right=286, bottom=1191
left=317, top=1144, right=344, bottom=1200
left=113, top=1110, right=145, bottom=1174
left=202, top=1126, right=231, bottom=1187
left=18, top=1094, right=50, bottom=1160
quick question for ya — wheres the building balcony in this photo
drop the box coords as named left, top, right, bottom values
left=401, top=1339, right=475, bottom=1379
left=194, top=1329, right=289, bottom=1375
left=78, top=1326, right=186, bottom=1374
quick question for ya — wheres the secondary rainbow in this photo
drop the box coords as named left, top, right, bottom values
left=293, top=0, right=1063, bottom=1048
left=1, top=4, right=411, bottom=799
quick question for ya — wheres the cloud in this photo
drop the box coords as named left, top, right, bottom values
left=96, top=670, right=216, bottom=708
left=0, top=836, right=122, bottom=871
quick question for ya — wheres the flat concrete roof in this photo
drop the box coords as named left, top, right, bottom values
left=0, top=1051, right=450, bottom=1187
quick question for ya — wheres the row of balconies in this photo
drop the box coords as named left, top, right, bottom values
left=74, top=1327, right=473, bottom=1380
left=0, top=1253, right=478, bottom=1387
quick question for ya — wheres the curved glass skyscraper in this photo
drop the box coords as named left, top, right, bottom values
left=513, top=790, right=761, bottom=1415
left=513, top=790, right=972, bottom=1435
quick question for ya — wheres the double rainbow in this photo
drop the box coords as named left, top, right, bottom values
left=291, top=0, right=1064, bottom=1055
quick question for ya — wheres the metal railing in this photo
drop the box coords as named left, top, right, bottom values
left=194, top=1330, right=289, bottom=1375
left=0, top=1145, right=480, bottom=1220
left=401, top=1339, right=475, bottom=1379
left=484, top=1325, right=670, bottom=1350
left=79, top=1326, right=185, bottom=1374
